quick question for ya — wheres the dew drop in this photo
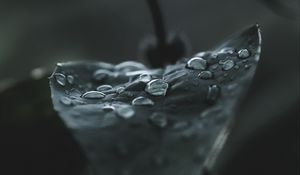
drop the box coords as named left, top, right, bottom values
left=186, top=57, right=207, bottom=70
left=172, top=121, right=189, bottom=131
left=54, top=73, right=66, bottom=86
left=115, top=61, right=147, bottom=72
left=234, top=65, right=240, bottom=70
left=238, top=48, right=250, bottom=59
left=96, top=84, right=113, bottom=92
left=116, top=86, right=125, bottom=94
left=222, top=60, right=235, bottom=71
left=244, top=64, right=251, bottom=69
left=145, top=79, right=169, bottom=96
left=138, top=73, right=152, bottom=83
left=207, top=84, right=220, bottom=103
left=148, top=113, right=168, bottom=128
left=210, top=64, right=218, bottom=70
left=219, top=47, right=235, bottom=54
left=198, top=71, right=213, bottom=80
left=116, top=105, right=135, bottom=119
left=81, top=91, right=106, bottom=99
left=102, top=105, right=115, bottom=112
left=66, top=75, right=74, bottom=84
left=59, top=96, right=72, bottom=106
left=93, top=69, right=112, bottom=81
left=132, top=96, right=154, bottom=106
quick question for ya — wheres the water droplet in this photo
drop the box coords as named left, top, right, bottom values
left=59, top=96, right=72, bottom=106
left=218, top=59, right=226, bottom=64
left=132, top=96, right=154, bottom=106
left=67, top=75, right=74, bottom=84
left=102, top=105, right=115, bottom=112
left=186, top=57, right=207, bottom=70
left=198, top=71, right=213, bottom=79
left=138, top=73, right=152, bottom=83
left=96, top=84, right=113, bottom=92
left=125, top=81, right=146, bottom=91
left=115, top=61, right=147, bottom=72
left=54, top=73, right=66, bottom=86
left=222, top=60, right=235, bottom=71
left=172, top=121, right=189, bottom=130
left=145, top=79, right=169, bottom=96
left=219, top=47, right=235, bottom=54
left=207, top=85, right=220, bottom=103
left=148, top=113, right=168, bottom=128
left=244, top=64, right=251, bottom=69
left=93, top=69, right=112, bottom=81
left=211, top=64, right=218, bottom=70
left=234, top=65, right=240, bottom=70
left=81, top=91, right=106, bottom=99
left=238, top=48, right=250, bottom=59
left=116, top=105, right=135, bottom=119
left=116, top=87, right=125, bottom=94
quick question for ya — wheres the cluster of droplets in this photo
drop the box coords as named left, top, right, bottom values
left=186, top=48, right=251, bottom=103
left=54, top=48, right=250, bottom=127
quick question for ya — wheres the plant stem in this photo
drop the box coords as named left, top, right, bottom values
left=146, top=0, right=167, bottom=47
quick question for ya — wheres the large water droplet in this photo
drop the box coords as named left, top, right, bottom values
left=81, top=91, right=106, bottom=99
left=198, top=71, right=213, bottom=80
left=96, top=84, right=113, bottom=92
left=54, top=73, right=66, bottom=86
left=148, top=113, right=168, bottom=128
left=116, top=105, right=135, bottom=119
left=238, top=48, right=250, bottom=59
left=67, top=75, right=74, bottom=84
left=93, top=69, right=112, bottom=81
left=138, top=73, right=152, bottom=83
left=222, top=60, right=235, bottom=71
left=186, top=57, right=207, bottom=70
left=207, top=84, right=220, bottom=103
left=145, top=79, right=169, bottom=96
left=132, top=96, right=154, bottom=106
left=59, top=96, right=72, bottom=106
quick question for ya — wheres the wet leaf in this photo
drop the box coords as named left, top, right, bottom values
left=49, top=25, right=262, bottom=175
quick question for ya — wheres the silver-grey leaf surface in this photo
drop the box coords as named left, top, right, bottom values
left=49, top=25, right=261, bottom=175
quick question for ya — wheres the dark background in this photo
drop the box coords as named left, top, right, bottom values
left=0, top=0, right=299, bottom=175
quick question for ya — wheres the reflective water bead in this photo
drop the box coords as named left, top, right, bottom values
left=198, top=71, right=213, bottom=79
left=207, top=84, right=220, bottom=103
left=222, top=60, right=235, bottom=71
left=145, top=79, right=169, bottom=96
left=148, top=113, right=168, bottom=128
left=116, top=105, right=135, bottom=119
left=67, top=75, right=74, bottom=84
left=59, top=96, right=72, bottom=106
left=132, top=96, right=154, bottom=106
left=81, top=91, right=106, bottom=99
left=115, top=61, right=147, bottom=72
left=54, top=73, right=66, bottom=86
left=93, top=69, right=112, bottom=81
left=238, top=48, right=250, bottom=59
left=138, top=73, right=152, bottom=83
left=186, top=57, right=207, bottom=70
left=96, top=84, right=113, bottom=92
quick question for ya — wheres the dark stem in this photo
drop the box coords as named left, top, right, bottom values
left=146, top=0, right=167, bottom=47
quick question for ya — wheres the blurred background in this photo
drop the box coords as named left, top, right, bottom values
left=0, top=0, right=299, bottom=175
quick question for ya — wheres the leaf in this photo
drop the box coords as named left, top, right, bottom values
left=49, top=24, right=262, bottom=175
